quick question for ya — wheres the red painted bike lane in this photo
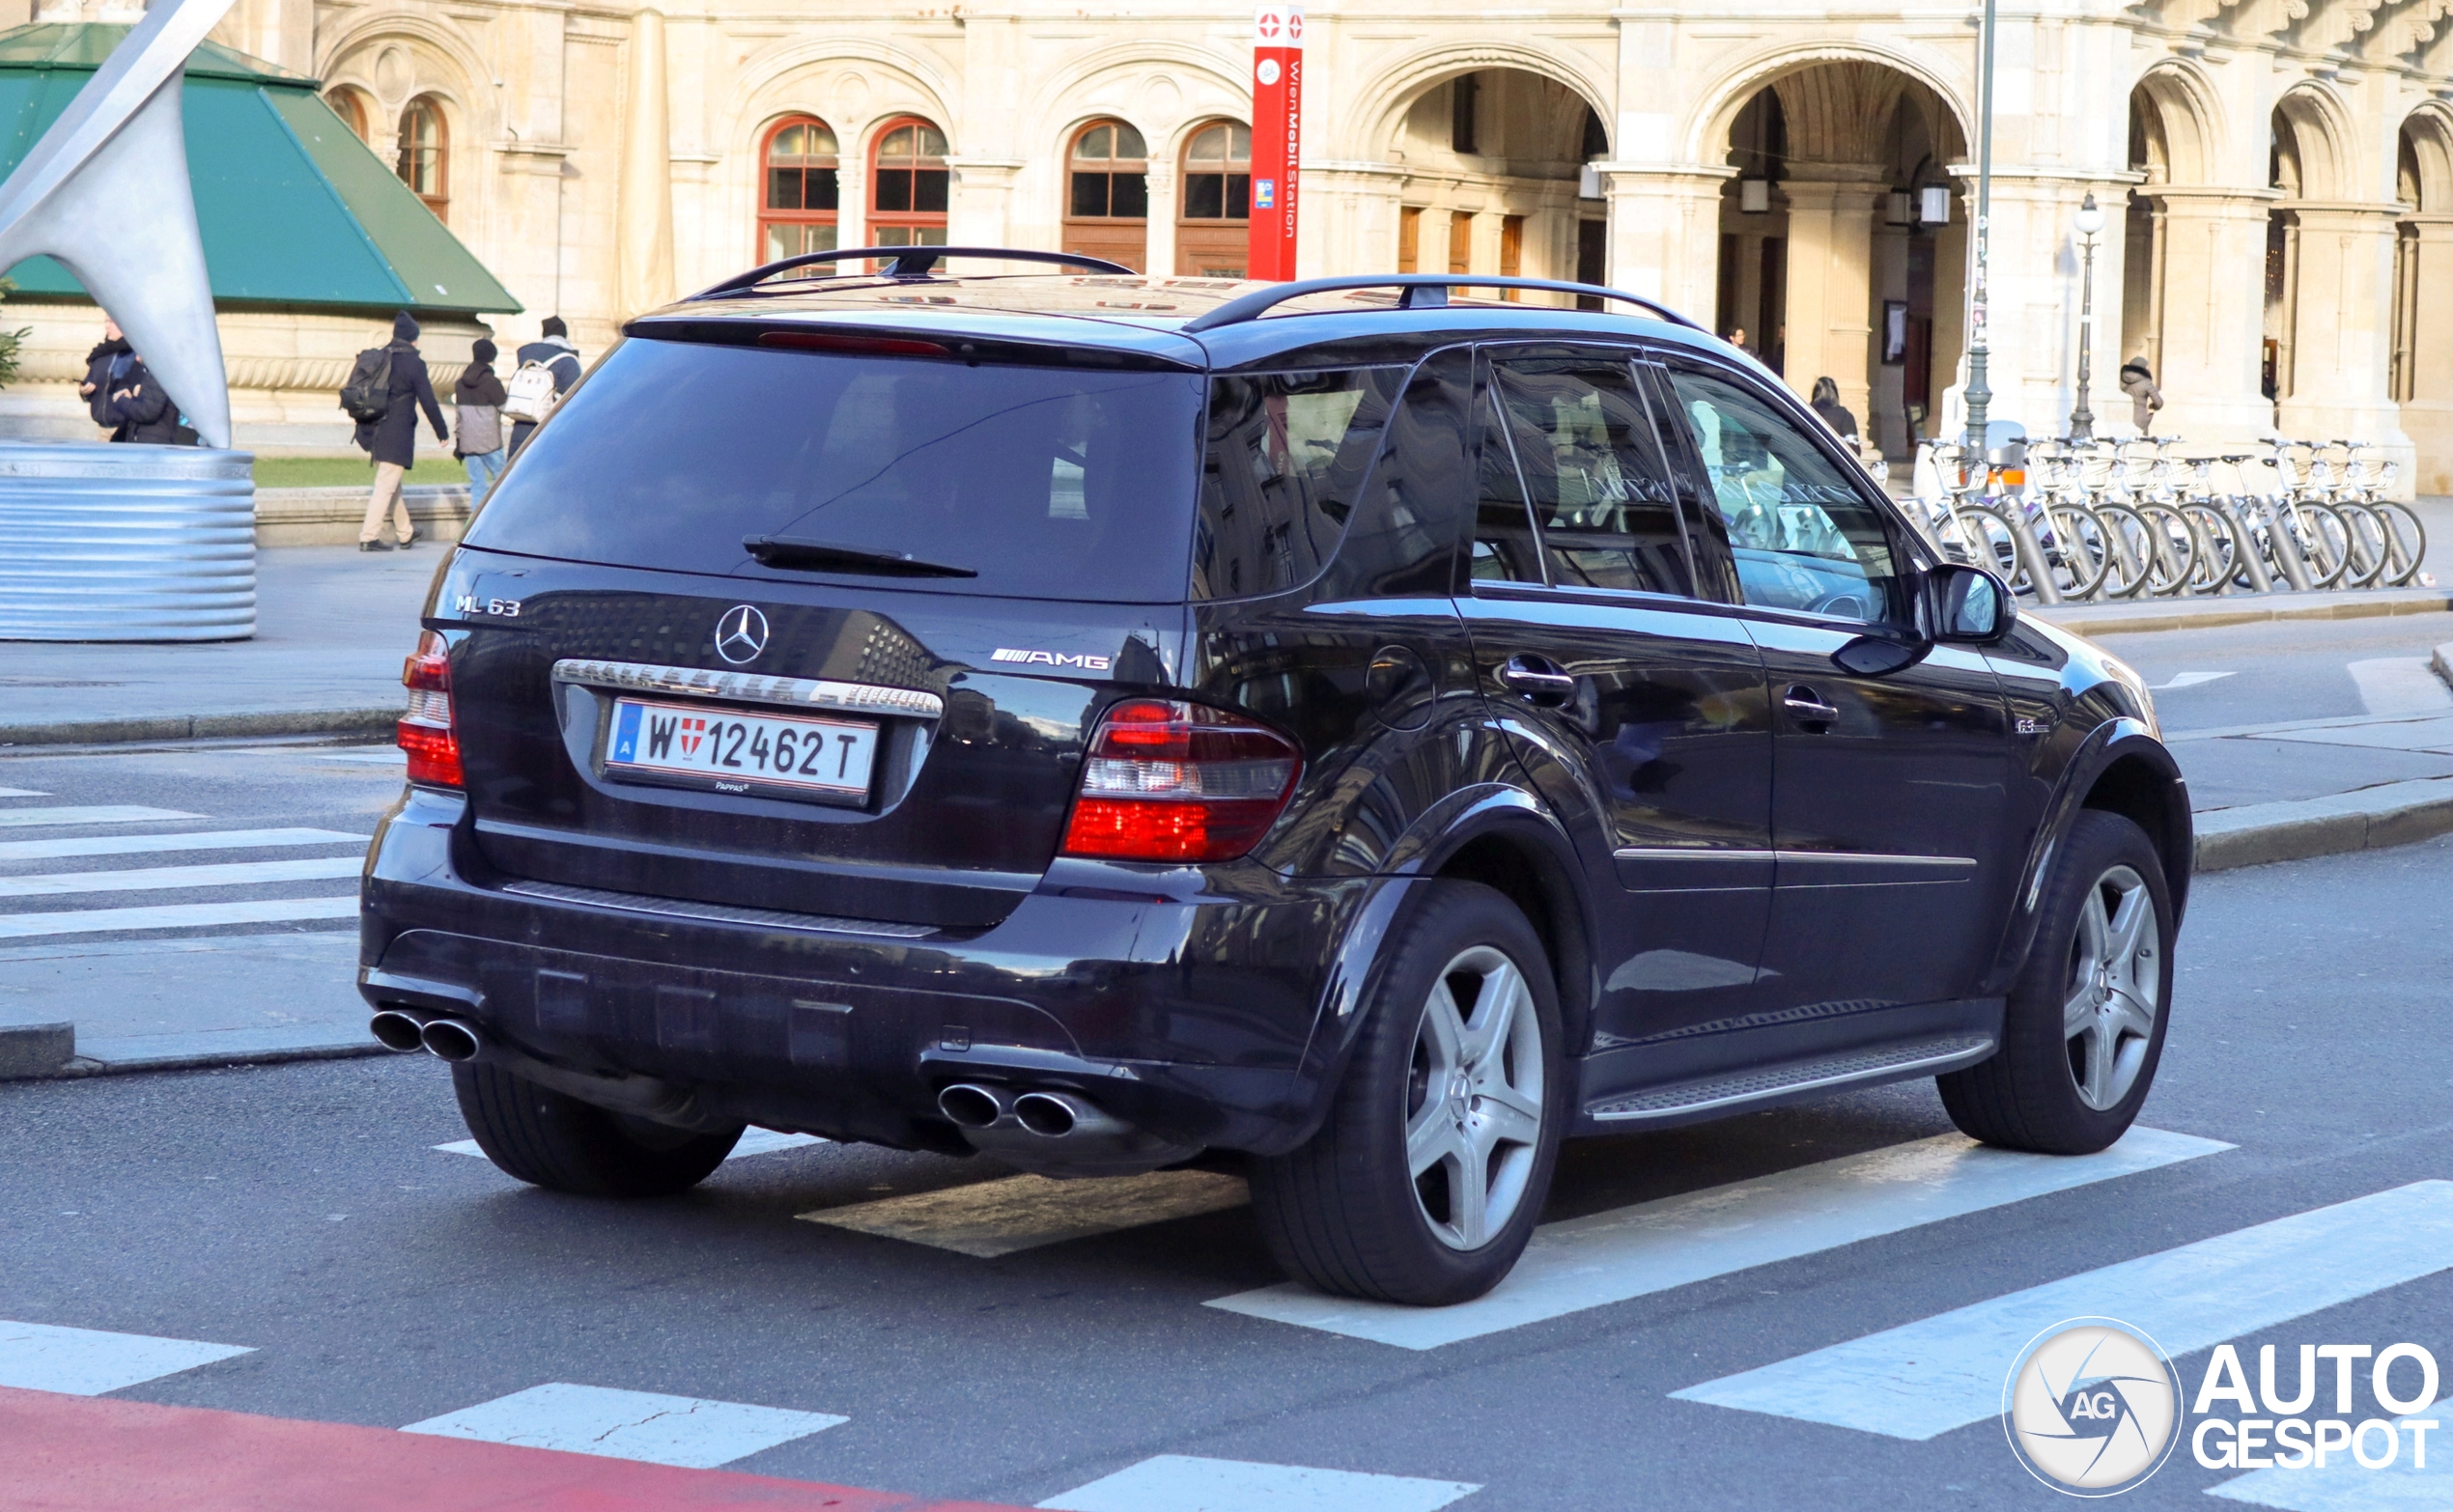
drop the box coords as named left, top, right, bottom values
left=0, top=1386, right=1029, bottom=1512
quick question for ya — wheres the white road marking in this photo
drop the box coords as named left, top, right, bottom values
left=0, top=896, right=359, bottom=938
left=0, top=827, right=367, bottom=863
left=2350, top=658, right=2453, bottom=716
left=1208, top=1127, right=2229, bottom=1350
left=0, top=857, right=363, bottom=898
left=1672, top=1180, right=2453, bottom=1441
left=2150, top=671, right=2236, bottom=690
left=400, top=1382, right=844, bottom=1469
left=0, top=787, right=48, bottom=798
left=1039, top=1455, right=1481, bottom=1512
left=2209, top=1393, right=2453, bottom=1510
left=0, top=805, right=203, bottom=830
left=435, top=1128, right=826, bottom=1162
left=0, top=1319, right=253, bottom=1395
left=803, top=1169, right=1251, bottom=1258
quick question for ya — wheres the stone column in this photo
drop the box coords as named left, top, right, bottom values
left=946, top=158, right=1024, bottom=249
left=2401, top=214, right=2453, bottom=494
left=1143, top=160, right=1178, bottom=277
left=2131, top=187, right=2277, bottom=447
left=1302, top=162, right=1404, bottom=282
left=615, top=9, right=673, bottom=318
left=1780, top=168, right=1883, bottom=418
left=1599, top=166, right=1728, bottom=322
left=834, top=157, right=865, bottom=252
left=2275, top=202, right=2414, bottom=475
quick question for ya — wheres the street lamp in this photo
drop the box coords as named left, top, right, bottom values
left=2069, top=192, right=2104, bottom=442
left=1963, top=0, right=1996, bottom=457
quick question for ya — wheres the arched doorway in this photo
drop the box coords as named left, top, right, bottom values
left=1063, top=119, right=1149, bottom=271
left=1708, top=62, right=1965, bottom=457
left=1377, top=69, right=1605, bottom=300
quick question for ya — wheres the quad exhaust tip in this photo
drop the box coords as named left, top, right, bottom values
left=1012, top=1091, right=1079, bottom=1137
left=937, top=1082, right=1005, bottom=1130
left=367, top=1010, right=425, bottom=1053
left=419, top=1018, right=483, bottom=1063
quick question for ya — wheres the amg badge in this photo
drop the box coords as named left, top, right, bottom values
left=992, top=648, right=1112, bottom=671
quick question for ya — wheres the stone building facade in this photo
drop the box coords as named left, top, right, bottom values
left=7, top=0, right=2451, bottom=490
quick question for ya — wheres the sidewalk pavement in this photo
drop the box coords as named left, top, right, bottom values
left=0, top=934, right=374, bottom=1078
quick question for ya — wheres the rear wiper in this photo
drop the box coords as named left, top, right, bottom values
left=743, top=535, right=977, bottom=578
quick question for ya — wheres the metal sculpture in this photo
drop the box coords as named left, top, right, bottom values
left=0, top=0, right=240, bottom=449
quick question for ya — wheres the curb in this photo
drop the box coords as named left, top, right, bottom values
left=2434, top=642, right=2453, bottom=689
left=0, top=1019, right=395, bottom=1082
left=0, top=707, right=401, bottom=748
left=2194, top=776, right=2453, bottom=873
left=2038, top=587, right=2453, bottom=637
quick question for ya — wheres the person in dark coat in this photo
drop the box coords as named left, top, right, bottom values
left=507, top=315, right=582, bottom=457
left=1810, top=375, right=1860, bottom=441
left=356, top=311, right=449, bottom=551
left=79, top=319, right=133, bottom=434
left=453, top=337, right=509, bottom=508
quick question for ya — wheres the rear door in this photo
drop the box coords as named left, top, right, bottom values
left=442, top=322, right=1207, bottom=930
left=1453, top=345, right=1774, bottom=1077
left=1650, top=355, right=2016, bottom=1015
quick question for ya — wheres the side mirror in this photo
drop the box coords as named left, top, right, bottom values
left=1926, top=562, right=2016, bottom=643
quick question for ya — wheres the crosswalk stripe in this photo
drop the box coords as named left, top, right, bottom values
left=1671, top=1180, right=2453, bottom=1441
left=0, top=786, right=48, bottom=798
left=1207, top=1126, right=2230, bottom=1350
left=0, top=827, right=367, bottom=863
left=2209, top=1393, right=2453, bottom=1510
left=0, top=805, right=203, bottom=829
left=0, top=857, right=363, bottom=898
left=0, top=1319, right=254, bottom=1395
left=801, top=1168, right=1250, bottom=1258
left=436, top=1129, right=826, bottom=1162
left=400, top=1383, right=846, bottom=1469
left=1038, top=1455, right=1480, bottom=1512
left=0, top=895, right=359, bottom=938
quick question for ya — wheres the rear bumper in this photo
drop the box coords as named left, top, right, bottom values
left=357, top=787, right=1373, bottom=1157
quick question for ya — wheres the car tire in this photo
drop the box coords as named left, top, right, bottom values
left=1251, top=881, right=1565, bottom=1305
left=451, top=1062, right=744, bottom=1197
left=1938, top=810, right=2175, bottom=1155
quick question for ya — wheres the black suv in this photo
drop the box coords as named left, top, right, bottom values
left=361, top=249, right=2189, bottom=1305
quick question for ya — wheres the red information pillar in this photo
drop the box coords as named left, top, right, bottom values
left=1248, top=4, right=1303, bottom=280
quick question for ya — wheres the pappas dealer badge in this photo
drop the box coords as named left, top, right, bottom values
left=2004, top=1318, right=2185, bottom=1496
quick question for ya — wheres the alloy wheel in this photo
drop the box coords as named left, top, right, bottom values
left=2064, top=864, right=2160, bottom=1110
left=1404, top=945, right=1546, bottom=1250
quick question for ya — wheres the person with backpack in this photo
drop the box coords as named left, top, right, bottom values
left=505, top=315, right=581, bottom=457
left=454, top=337, right=509, bottom=509
left=80, top=318, right=132, bottom=435
left=343, top=311, right=448, bottom=552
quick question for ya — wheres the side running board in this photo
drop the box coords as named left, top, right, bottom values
left=1583, top=1034, right=1996, bottom=1125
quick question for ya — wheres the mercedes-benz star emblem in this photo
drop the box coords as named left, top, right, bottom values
left=714, top=604, right=769, bottom=664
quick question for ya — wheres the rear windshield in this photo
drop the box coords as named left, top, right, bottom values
left=463, top=336, right=1207, bottom=602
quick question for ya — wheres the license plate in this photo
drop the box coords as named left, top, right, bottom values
left=605, top=697, right=878, bottom=801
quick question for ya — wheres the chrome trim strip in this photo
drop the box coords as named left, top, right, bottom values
left=1611, top=848, right=1976, bottom=870
left=1614, top=848, right=1778, bottom=863
left=499, top=879, right=938, bottom=938
left=1588, top=1038, right=1996, bottom=1123
left=551, top=658, right=944, bottom=719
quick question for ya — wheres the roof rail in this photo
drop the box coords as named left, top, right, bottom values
left=1178, top=274, right=1706, bottom=335
left=687, top=246, right=1137, bottom=301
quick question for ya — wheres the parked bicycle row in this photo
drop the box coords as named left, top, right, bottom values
left=1905, top=434, right=2432, bottom=603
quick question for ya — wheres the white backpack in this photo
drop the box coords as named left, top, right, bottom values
left=502, top=359, right=561, bottom=425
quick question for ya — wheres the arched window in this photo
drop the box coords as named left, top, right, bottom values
left=1062, top=119, right=1148, bottom=271
left=1176, top=120, right=1251, bottom=277
left=759, top=116, right=839, bottom=262
left=870, top=118, right=949, bottom=247
left=326, top=88, right=370, bottom=142
left=396, top=96, right=447, bottom=223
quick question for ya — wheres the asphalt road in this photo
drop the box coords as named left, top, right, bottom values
left=3, top=835, right=2448, bottom=1510
left=2091, top=610, right=2453, bottom=734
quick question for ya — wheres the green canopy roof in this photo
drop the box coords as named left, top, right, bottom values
left=0, top=22, right=520, bottom=315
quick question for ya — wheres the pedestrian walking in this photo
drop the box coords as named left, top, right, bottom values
left=1809, top=375, right=1859, bottom=441
left=505, top=315, right=581, bottom=457
left=345, top=311, right=448, bottom=553
left=2121, top=356, right=2163, bottom=435
left=454, top=337, right=509, bottom=509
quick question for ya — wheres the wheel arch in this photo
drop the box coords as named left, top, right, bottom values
left=2080, top=749, right=2193, bottom=924
left=1990, top=720, right=2191, bottom=990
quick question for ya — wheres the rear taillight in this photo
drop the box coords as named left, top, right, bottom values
left=398, top=630, right=462, bottom=788
left=1059, top=699, right=1301, bottom=863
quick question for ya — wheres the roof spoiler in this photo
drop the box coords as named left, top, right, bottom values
left=1178, top=275, right=1705, bottom=334
left=687, top=246, right=1136, bottom=300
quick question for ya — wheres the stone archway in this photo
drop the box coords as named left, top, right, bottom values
left=1706, top=60, right=1966, bottom=456
left=2394, top=106, right=2453, bottom=490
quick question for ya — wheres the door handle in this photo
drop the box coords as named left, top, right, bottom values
left=1498, top=655, right=1577, bottom=707
left=1783, top=686, right=1842, bottom=726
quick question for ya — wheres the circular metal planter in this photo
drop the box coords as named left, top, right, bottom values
left=0, top=443, right=255, bottom=641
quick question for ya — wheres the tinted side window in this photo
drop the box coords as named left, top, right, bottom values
left=1491, top=355, right=1692, bottom=598
left=1662, top=366, right=1904, bottom=623
left=1193, top=367, right=1406, bottom=600
left=1469, top=380, right=1542, bottom=583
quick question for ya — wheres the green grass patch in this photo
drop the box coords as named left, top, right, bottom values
left=254, top=456, right=468, bottom=490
